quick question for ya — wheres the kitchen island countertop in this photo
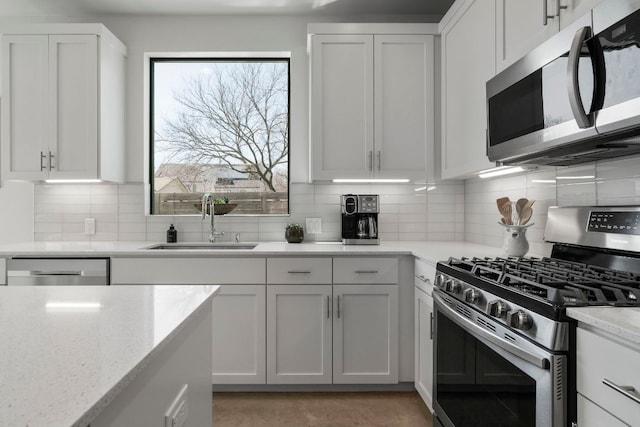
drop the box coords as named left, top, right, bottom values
left=0, top=284, right=218, bottom=427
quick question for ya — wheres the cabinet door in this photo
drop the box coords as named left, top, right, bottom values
left=333, top=284, right=398, bottom=384
left=48, top=35, right=98, bottom=180
left=266, top=284, right=332, bottom=384
left=415, top=285, right=434, bottom=411
left=374, top=35, right=434, bottom=181
left=496, top=0, right=559, bottom=72
left=1, top=35, right=48, bottom=181
left=310, top=34, right=374, bottom=180
left=212, top=285, right=266, bottom=384
left=441, top=0, right=496, bottom=179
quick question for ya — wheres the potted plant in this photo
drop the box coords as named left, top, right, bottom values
left=285, top=223, right=304, bottom=243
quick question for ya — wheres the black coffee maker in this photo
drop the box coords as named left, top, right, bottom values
left=341, top=194, right=379, bottom=245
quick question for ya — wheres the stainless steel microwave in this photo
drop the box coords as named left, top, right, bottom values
left=487, top=0, right=640, bottom=166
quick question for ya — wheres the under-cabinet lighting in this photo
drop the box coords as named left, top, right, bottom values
left=531, top=179, right=557, bottom=184
left=332, top=179, right=410, bottom=183
left=555, top=175, right=595, bottom=180
left=478, top=166, right=526, bottom=179
left=45, top=179, right=102, bottom=184
left=46, top=302, right=102, bottom=311
left=414, top=186, right=436, bottom=192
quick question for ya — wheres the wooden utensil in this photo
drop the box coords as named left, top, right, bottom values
left=500, top=202, right=513, bottom=225
left=516, top=198, right=528, bottom=217
left=519, top=206, right=533, bottom=225
left=497, top=197, right=510, bottom=210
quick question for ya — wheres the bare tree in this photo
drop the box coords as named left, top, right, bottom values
left=157, top=62, right=289, bottom=192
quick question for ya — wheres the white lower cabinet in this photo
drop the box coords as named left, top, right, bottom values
left=576, top=326, right=640, bottom=426
left=414, top=258, right=435, bottom=411
left=266, top=256, right=399, bottom=385
left=333, top=284, right=398, bottom=384
left=212, top=285, right=266, bottom=384
left=266, top=284, right=333, bottom=384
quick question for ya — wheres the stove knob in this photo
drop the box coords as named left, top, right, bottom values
left=463, top=288, right=481, bottom=304
left=507, top=310, right=533, bottom=331
left=487, top=300, right=508, bottom=318
left=445, top=279, right=461, bottom=294
left=434, top=274, right=447, bottom=288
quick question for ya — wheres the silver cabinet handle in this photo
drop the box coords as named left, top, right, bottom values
left=49, top=151, right=55, bottom=170
left=377, top=151, right=381, bottom=171
left=430, top=312, right=434, bottom=340
left=368, top=151, right=373, bottom=171
left=40, top=152, right=47, bottom=171
left=416, top=275, right=429, bottom=283
left=556, top=0, right=568, bottom=16
left=603, top=379, right=640, bottom=405
left=355, top=270, right=378, bottom=274
left=567, top=26, right=593, bottom=129
left=543, top=0, right=554, bottom=25
left=287, top=270, right=311, bottom=274
left=327, top=295, right=330, bottom=319
left=337, top=295, right=341, bottom=318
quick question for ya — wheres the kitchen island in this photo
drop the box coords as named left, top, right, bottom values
left=0, top=284, right=218, bottom=426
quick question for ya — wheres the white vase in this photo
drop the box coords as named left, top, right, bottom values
left=501, top=224, right=531, bottom=257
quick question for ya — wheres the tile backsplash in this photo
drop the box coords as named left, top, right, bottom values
left=464, top=155, right=640, bottom=256
left=34, top=181, right=465, bottom=243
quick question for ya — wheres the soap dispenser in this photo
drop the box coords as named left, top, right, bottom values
left=167, top=224, right=177, bottom=243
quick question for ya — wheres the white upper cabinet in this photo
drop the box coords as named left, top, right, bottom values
left=1, top=24, right=126, bottom=183
left=309, top=24, right=436, bottom=182
left=496, top=0, right=603, bottom=72
left=440, top=0, right=496, bottom=179
left=374, top=35, right=435, bottom=181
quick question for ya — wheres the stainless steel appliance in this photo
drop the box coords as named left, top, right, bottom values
left=341, top=194, right=379, bottom=245
left=6, top=258, right=110, bottom=285
left=433, top=205, right=640, bottom=427
left=487, top=0, right=640, bottom=166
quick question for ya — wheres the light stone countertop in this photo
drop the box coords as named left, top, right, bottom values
left=567, top=306, right=640, bottom=347
left=0, top=240, right=525, bottom=262
left=0, top=284, right=219, bottom=427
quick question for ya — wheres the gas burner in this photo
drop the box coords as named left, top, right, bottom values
left=444, top=255, right=640, bottom=307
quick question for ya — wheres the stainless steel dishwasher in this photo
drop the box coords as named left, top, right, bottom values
left=6, top=258, right=110, bottom=285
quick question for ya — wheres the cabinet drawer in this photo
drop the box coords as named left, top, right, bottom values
left=110, top=257, right=266, bottom=285
left=576, top=327, right=640, bottom=426
left=267, top=257, right=332, bottom=284
left=577, top=393, right=628, bottom=427
left=415, top=258, right=436, bottom=294
left=333, top=257, right=398, bottom=284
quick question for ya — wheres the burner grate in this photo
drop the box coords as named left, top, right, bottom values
left=446, top=256, right=640, bottom=306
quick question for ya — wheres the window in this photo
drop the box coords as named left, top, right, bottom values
left=150, top=57, right=290, bottom=215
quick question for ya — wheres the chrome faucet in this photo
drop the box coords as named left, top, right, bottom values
left=202, top=193, right=225, bottom=243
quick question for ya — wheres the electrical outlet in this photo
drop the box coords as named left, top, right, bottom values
left=306, top=217, right=322, bottom=234
left=84, top=218, right=96, bottom=235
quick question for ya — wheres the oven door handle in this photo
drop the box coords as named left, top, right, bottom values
left=434, top=292, right=550, bottom=369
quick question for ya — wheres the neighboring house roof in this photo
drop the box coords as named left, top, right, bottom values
left=154, top=176, right=188, bottom=193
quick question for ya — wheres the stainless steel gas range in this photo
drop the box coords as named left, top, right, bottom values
left=432, top=206, right=640, bottom=427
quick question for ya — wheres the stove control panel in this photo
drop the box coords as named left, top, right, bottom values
left=588, top=210, right=640, bottom=235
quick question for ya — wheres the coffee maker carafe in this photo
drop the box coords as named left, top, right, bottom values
left=341, top=194, right=379, bottom=245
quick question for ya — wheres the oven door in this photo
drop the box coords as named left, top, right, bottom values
left=433, top=291, right=566, bottom=427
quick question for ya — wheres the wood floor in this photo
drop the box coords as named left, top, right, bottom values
left=212, top=391, right=433, bottom=427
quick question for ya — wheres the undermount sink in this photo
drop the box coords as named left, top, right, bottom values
left=144, top=243, right=258, bottom=250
